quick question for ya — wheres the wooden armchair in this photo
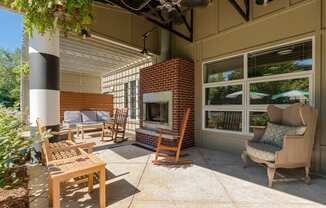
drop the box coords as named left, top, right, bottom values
left=242, top=103, right=318, bottom=187
left=102, top=108, right=128, bottom=143
left=36, top=118, right=95, bottom=164
left=152, top=108, right=191, bottom=165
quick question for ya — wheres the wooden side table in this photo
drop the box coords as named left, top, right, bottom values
left=48, top=156, right=106, bottom=208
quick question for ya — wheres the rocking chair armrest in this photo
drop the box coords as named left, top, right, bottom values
left=275, top=135, right=305, bottom=164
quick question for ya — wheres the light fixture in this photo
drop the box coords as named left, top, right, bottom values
left=140, top=28, right=157, bottom=56
left=256, top=0, right=273, bottom=6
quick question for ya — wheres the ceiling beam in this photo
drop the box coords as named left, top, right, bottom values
left=228, top=0, right=250, bottom=21
left=94, top=0, right=194, bottom=42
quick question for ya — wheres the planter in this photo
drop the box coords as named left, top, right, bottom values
left=0, top=167, right=29, bottom=208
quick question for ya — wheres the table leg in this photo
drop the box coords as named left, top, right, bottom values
left=101, top=124, right=104, bottom=141
left=52, top=179, right=60, bottom=208
left=88, top=173, right=94, bottom=193
left=77, top=127, right=79, bottom=137
left=48, top=177, right=53, bottom=204
left=81, top=127, right=84, bottom=140
left=99, top=167, right=106, bottom=208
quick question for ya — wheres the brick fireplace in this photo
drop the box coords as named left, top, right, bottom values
left=136, top=58, right=194, bottom=149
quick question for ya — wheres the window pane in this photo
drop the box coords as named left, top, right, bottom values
left=250, top=78, right=310, bottom=105
left=204, top=56, right=243, bottom=83
left=248, top=41, right=312, bottom=78
left=249, top=112, right=269, bottom=132
left=124, top=83, right=128, bottom=108
left=130, top=80, right=137, bottom=119
left=205, top=85, right=242, bottom=105
left=205, top=111, right=242, bottom=132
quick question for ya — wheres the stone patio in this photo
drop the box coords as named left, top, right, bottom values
left=29, top=132, right=326, bottom=208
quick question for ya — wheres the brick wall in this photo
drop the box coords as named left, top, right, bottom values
left=137, top=58, right=194, bottom=148
left=60, top=91, right=113, bottom=121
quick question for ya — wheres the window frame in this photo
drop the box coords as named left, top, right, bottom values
left=202, top=37, right=315, bottom=135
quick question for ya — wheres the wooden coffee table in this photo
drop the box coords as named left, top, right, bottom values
left=48, top=155, right=106, bottom=208
left=76, top=123, right=104, bottom=140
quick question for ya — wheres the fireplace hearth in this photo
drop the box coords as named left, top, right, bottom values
left=136, top=58, right=194, bottom=149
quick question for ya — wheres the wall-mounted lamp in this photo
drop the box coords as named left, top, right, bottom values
left=140, top=27, right=158, bottom=56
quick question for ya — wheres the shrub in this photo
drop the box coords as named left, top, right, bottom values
left=0, top=107, right=31, bottom=188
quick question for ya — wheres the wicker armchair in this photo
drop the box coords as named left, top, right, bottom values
left=242, top=103, right=318, bottom=187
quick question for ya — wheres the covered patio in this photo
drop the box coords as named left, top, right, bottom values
left=29, top=134, right=326, bottom=208
left=1, top=0, right=326, bottom=207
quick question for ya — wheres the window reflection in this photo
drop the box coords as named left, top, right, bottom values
left=206, top=85, right=242, bottom=105
left=205, top=56, right=243, bottom=83
left=248, top=41, right=312, bottom=78
left=250, top=78, right=310, bottom=105
left=249, top=112, right=269, bottom=132
left=205, top=111, right=242, bottom=132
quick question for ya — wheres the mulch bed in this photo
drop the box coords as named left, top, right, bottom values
left=0, top=167, right=29, bottom=208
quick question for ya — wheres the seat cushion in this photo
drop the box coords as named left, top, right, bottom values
left=261, top=122, right=306, bottom=148
left=81, top=111, right=98, bottom=123
left=97, top=111, right=110, bottom=122
left=64, top=111, right=81, bottom=123
left=247, top=141, right=281, bottom=162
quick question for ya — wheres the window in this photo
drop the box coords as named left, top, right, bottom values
left=124, top=83, right=128, bottom=108
left=205, top=85, right=243, bottom=105
left=204, top=56, right=243, bottom=83
left=130, top=80, right=137, bottom=119
left=203, top=39, right=314, bottom=134
left=205, top=111, right=242, bottom=132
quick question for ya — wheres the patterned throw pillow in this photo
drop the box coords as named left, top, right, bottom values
left=261, top=122, right=306, bottom=148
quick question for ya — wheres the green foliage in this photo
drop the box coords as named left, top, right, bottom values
left=2, top=0, right=93, bottom=36
left=0, top=107, right=31, bottom=188
left=0, top=48, right=26, bottom=107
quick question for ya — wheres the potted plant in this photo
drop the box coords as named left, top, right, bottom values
left=3, top=0, right=93, bottom=36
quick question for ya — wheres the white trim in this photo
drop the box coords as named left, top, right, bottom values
left=202, top=37, right=315, bottom=135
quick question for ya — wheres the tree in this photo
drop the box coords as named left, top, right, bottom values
left=0, top=48, right=22, bottom=107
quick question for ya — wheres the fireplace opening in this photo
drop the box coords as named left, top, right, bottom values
left=145, top=102, right=168, bottom=124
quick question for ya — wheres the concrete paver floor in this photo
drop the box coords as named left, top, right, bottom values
left=29, top=133, right=326, bottom=208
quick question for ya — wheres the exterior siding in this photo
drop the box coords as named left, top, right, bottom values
left=171, top=0, right=326, bottom=172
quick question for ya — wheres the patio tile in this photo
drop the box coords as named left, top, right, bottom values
left=198, top=148, right=243, bottom=167
left=96, top=144, right=152, bottom=164
left=174, top=201, right=235, bottom=208
left=29, top=195, right=49, bottom=208
left=104, top=164, right=144, bottom=201
left=216, top=174, right=319, bottom=204
left=28, top=164, right=48, bottom=199
left=148, top=147, right=208, bottom=166
left=236, top=202, right=326, bottom=208
left=130, top=200, right=176, bottom=208
left=135, top=162, right=232, bottom=203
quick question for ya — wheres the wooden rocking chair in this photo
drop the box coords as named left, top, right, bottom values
left=152, top=108, right=191, bottom=165
left=102, top=108, right=128, bottom=143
